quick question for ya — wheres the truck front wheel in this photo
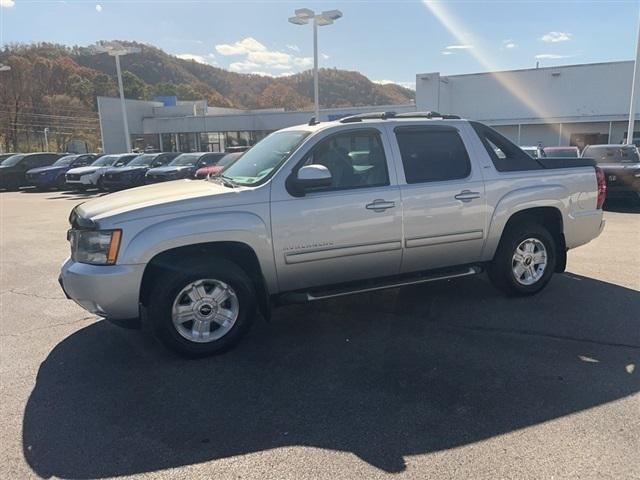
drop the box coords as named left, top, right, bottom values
left=147, top=259, right=257, bottom=357
left=488, top=222, right=557, bottom=296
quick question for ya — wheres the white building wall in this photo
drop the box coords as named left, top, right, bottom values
left=97, top=97, right=162, bottom=153
left=416, top=61, right=637, bottom=122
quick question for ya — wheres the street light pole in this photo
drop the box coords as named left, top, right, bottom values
left=43, top=127, right=49, bottom=151
left=627, top=10, right=640, bottom=145
left=313, top=16, right=319, bottom=121
left=289, top=8, right=342, bottom=122
left=92, top=42, right=141, bottom=152
left=114, top=53, right=132, bottom=152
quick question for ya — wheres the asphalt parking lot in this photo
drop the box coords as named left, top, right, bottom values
left=0, top=189, right=639, bottom=480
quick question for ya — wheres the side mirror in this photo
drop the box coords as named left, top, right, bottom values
left=288, top=164, right=332, bottom=197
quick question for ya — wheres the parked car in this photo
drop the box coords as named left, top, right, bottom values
left=0, top=152, right=63, bottom=190
left=194, top=152, right=243, bottom=179
left=543, top=146, right=580, bottom=158
left=25, top=153, right=99, bottom=190
left=145, top=152, right=227, bottom=184
left=102, top=152, right=180, bottom=190
left=521, top=146, right=545, bottom=159
left=582, top=144, right=640, bottom=202
left=0, top=153, right=17, bottom=163
left=60, top=113, right=605, bottom=357
left=65, top=153, right=138, bottom=191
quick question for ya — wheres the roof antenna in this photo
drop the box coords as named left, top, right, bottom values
left=308, top=116, right=319, bottom=126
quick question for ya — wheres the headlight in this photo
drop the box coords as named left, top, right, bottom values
left=68, top=229, right=122, bottom=265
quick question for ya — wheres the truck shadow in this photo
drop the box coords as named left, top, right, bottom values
left=23, top=273, right=639, bottom=478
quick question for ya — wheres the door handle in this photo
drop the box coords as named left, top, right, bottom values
left=366, top=199, right=395, bottom=212
left=454, top=190, right=481, bottom=202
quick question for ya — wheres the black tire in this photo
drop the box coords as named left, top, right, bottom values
left=55, top=175, right=67, bottom=190
left=147, top=258, right=257, bottom=357
left=488, top=222, right=557, bottom=296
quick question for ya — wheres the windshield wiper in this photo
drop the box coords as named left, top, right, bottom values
left=209, top=174, right=238, bottom=188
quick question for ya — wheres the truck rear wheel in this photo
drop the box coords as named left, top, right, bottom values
left=147, top=259, right=256, bottom=357
left=488, top=222, right=556, bottom=296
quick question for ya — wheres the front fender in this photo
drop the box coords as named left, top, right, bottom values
left=120, top=211, right=277, bottom=292
left=482, top=184, right=569, bottom=260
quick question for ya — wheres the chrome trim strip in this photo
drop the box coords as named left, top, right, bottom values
left=406, top=230, right=483, bottom=248
left=307, top=267, right=479, bottom=300
left=284, top=240, right=402, bottom=265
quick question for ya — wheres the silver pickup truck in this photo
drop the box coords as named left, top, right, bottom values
left=59, top=112, right=606, bottom=356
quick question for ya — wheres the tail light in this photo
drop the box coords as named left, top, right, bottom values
left=595, top=166, right=606, bottom=209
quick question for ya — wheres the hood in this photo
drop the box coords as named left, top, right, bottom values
left=67, top=166, right=101, bottom=175
left=75, top=179, right=257, bottom=223
left=27, top=165, right=66, bottom=175
left=147, top=165, right=194, bottom=175
left=106, top=165, right=147, bottom=174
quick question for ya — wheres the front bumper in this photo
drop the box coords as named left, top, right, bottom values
left=59, top=258, right=145, bottom=321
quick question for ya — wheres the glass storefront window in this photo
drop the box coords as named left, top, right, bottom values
left=178, top=133, right=198, bottom=152
left=200, top=132, right=222, bottom=152
left=161, top=133, right=177, bottom=152
left=131, top=134, right=161, bottom=153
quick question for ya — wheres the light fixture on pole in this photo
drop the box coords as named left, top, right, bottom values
left=92, top=41, right=141, bottom=152
left=627, top=10, right=640, bottom=145
left=289, top=8, right=342, bottom=122
left=0, top=63, right=11, bottom=72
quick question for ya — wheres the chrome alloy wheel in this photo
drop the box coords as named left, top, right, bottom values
left=171, top=279, right=240, bottom=343
left=512, top=238, right=548, bottom=286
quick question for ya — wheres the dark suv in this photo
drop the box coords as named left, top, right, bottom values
left=0, top=153, right=63, bottom=190
left=102, top=152, right=180, bottom=190
left=145, top=152, right=226, bottom=184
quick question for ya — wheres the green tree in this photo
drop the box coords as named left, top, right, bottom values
left=122, top=70, right=148, bottom=100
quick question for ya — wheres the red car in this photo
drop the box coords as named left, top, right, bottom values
left=194, top=152, right=243, bottom=179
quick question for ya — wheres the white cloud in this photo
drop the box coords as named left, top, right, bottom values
left=176, top=53, right=216, bottom=65
left=445, top=44, right=473, bottom=50
left=217, top=37, right=314, bottom=75
left=215, top=37, right=266, bottom=56
left=286, top=44, right=300, bottom=52
left=441, top=51, right=455, bottom=55
left=95, top=4, right=102, bottom=12
left=535, top=53, right=571, bottom=59
left=503, top=39, right=517, bottom=49
left=541, top=31, right=571, bottom=43
left=1, top=0, right=16, bottom=7
left=373, top=80, right=416, bottom=90
left=321, top=53, right=330, bottom=60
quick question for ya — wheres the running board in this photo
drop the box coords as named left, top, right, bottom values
left=278, top=266, right=481, bottom=304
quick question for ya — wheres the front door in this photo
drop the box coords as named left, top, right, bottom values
left=271, top=128, right=402, bottom=292
left=392, top=124, right=487, bottom=273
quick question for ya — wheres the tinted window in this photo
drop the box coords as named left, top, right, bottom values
left=200, top=153, right=226, bottom=166
left=470, top=121, right=543, bottom=172
left=582, top=145, right=640, bottom=164
left=53, top=155, right=80, bottom=166
left=1, top=154, right=25, bottom=166
left=395, top=127, right=470, bottom=183
left=301, top=130, right=389, bottom=191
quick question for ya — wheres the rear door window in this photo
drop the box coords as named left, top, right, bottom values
left=395, top=126, right=471, bottom=183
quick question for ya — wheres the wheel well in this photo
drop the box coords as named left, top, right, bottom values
left=139, top=241, right=270, bottom=317
left=502, top=207, right=567, bottom=272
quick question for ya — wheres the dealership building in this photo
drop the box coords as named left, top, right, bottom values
left=98, top=60, right=639, bottom=153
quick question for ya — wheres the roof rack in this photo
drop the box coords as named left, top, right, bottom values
left=338, top=110, right=460, bottom=123
left=339, top=111, right=397, bottom=123
left=395, top=111, right=461, bottom=119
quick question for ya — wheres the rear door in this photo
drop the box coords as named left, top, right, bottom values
left=270, top=127, right=403, bottom=292
left=391, top=123, right=487, bottom=273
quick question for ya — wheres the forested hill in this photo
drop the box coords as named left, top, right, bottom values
left=0, top=41, right=414, bottom=151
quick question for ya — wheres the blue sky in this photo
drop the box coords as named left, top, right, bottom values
left=1, top=0, right=639, bottom=89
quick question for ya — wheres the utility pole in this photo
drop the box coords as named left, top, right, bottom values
left=44, top=127, right=49, bottom=151
left=627, top=10, right=640, bottom=145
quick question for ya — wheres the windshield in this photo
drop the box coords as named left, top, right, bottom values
left=583, top=146, right=640, bottom=164
left=53, top=155, right=79, bottom=166
left=170, top=153, right=201, bottom=166
left=1, top=154, right=26, bottom=166
left=90, top=155, right=119, bottom=167
left=128, top=154, right=157, bottom=166
left=221, top=131, right=310, bottom=185
left=217, top=153, right=242, bottom=168
left=544, top=148, right=578, bottom=158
